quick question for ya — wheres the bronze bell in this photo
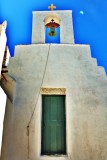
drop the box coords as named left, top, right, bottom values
left=48, top=26, right=57, bottom=37
left=44, top=14, right=60, bottom=37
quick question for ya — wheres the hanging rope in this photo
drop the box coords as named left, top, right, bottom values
left=27, top=44, right=51, bottom=159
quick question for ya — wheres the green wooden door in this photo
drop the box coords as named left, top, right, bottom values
left=41, top=95, right=66, bottom=155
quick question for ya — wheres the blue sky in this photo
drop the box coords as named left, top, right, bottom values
left=0, top=0, right=107, bottom=73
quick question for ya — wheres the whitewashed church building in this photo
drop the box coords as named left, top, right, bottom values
left=0, top=5, right=107, bottom=160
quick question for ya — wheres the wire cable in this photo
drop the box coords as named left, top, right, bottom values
left=27, top=43, right=51, bottom=128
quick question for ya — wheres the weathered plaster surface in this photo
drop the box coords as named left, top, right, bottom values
left=0, top=98, right=13, bottom=160
left=1, top=44, right=107, bottom=160
left=0, top=74, right=15, bottom=103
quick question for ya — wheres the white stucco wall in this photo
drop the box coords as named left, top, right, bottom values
left=0, top=21, right=10, bottom=158
left=0, top=25, right=7, bottom=79
left=0, top=22, right=7, bottom=156
left=0, top=89, right=6, bottom=156
left=1, top=44, right=107, bottom=160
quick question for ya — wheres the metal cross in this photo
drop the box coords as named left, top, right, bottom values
left=48, top=4, right=56, bottom=11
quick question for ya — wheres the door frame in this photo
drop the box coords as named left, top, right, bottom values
left=40, top=88, right=68, bottom=158
left=41, top=95, right=66, bottom=155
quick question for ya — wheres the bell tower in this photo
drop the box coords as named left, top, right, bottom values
left=32, top=9, right=74, bottom=44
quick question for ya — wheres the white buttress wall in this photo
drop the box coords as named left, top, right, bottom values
left=1, top=44, right=106, bottom=160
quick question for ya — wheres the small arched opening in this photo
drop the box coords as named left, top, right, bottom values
left=44, top=14, right=61, bottom=43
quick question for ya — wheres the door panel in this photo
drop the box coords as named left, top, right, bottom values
left=41, top=95, right=66, bottom=155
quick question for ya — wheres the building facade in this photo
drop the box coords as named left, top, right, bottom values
left=1, top=9, right=107, bottom=160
